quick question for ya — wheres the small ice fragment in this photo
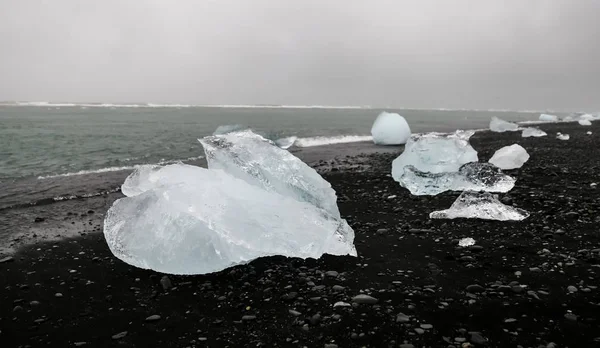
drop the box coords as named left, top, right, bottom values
left=213, top=124, right=248, bottom=135
left=430, top=192, right=530, bottom=221
left=275, top=136, right=297, bottom=149
left=591, top=183, right=597, bottom=187
left=587, top=131, right=593, bottom=135
left=387, top=195, right=397, bottom=199
left=521, top=128, right=547, bottom=138
left=489, top=117, right=519, bottom=132
left=391, top=130, right=478, bottom=179
left=578, top=119, right=592, bottom=126
left=458, top=237, right=476, bottom=247
left=488, top=144, right=530, bottom=170
left=539, top=114, right=559, bottom=122
left=556, top=133, right=570, bottom=141
left=333, top=301, right=351, bottom=308
left=371, top=111, right=411, bottom=145
left=398, top=162, right=515, bottom=196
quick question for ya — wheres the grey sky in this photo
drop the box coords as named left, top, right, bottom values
left=1, top=0, right=599, bottom=110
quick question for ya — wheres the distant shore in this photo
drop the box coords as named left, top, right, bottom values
left=1, top=121, right=600, bottom=347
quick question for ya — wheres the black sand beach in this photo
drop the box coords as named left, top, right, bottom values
left=2, top=122, right=600, bottom=348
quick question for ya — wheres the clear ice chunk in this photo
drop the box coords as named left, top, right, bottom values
left=488, top=144, right=530, bottom=170
left=556, top=133, right=570, bottom=140
left=213, top=124, right=248, bottom=135
left=199, top=130, right=341, bottom=218
left=275, top=136, right=298, bottom=149
left=391, top=130, right=478, bottom=180
left=521, top=128, right=547, bottom=137
left=490, top=117, right=519, bottom=132
left=371, top=111, right=411, bottom=145
left=458, top=237, right=476, bottom=247
left=104, top=164, right=357, bottom=275
left=539, top=114, right=559, bottom=122
left=398, top=162, right=515, bottom=196
left=430, top=191, right=529, bottom=221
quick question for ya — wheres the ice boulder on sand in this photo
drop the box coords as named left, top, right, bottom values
left=104, top=130, right=356, bottom=275
left=539, top=114, right=559, bottom=122
left=399, top=162, right=515, bottom=196
left=521, top=128, right=547, bottom=138
left=392, top=130, right=478, bottom=179
left=557, top=133, right=570, bottom=140
left=430, top=191, right=529, bottom=221
left=200, top=130, right=341, bottom=218
left=488, top=144, right=529, bottom=170
left=371, top=112, right=411, bottom=145
left=579, top=119, right=592, bottom=126
left=490, top=117, right=519, bottom=132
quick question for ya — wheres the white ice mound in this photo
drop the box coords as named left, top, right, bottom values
left=579, top=119, right=592, bottom=126
left=371, top=112, right=411, bottom=145
left=557, top=132, right=570, bottom=140
left=521, top=128, right=547, bottom=138
left=490, top=117, right=519, bottom=132
left=488, top=144, right=529, bottom=170
left=539, top=114, right=559, bottom=122
left=213, top=124, right=248, bottom=135
left=199, top=130, right=341, bottom=218
left=392, top=130, right=478, bottom=180
left=399, top=162, right=515, bottom=196
left=430, top=192, right=529, bottom=221
left=105, top=164, right=356, bottom=275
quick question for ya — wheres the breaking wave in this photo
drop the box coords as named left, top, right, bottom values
left=294, top=135, right=373, bottom=147
left=37, top=156, right=204, bottom=180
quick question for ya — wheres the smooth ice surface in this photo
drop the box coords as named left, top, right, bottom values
left=200, top=130, right=341, bottom=218
left=105, top=164, right=356, bottom=275
left=430, top=191, right=529, bottom=221
left=579, top=119, right=592, bottom=126
left=521, top=128, right=547, bottom=137
left=398, top=162, right=515, bottom=196
left=213, top=124, right=248, bottom=135
left=557, top=133, right=570, bottom=140
left=275, top=136, right=298, bottom=149
left=391, top=130, right=478, bottom=181
left=539, top=114, right=559, bottom=122
left=371, top=112, right=411, bottom=145
left=490, top=117, right=519, bottom=132
left=458, top=238, right=476, bottom=247
left=488, top=144, right=530, bottom=170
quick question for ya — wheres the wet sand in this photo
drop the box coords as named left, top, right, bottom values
left=1, top=122, right=600, bottom=347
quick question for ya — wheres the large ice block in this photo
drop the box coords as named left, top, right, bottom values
left=579, top=119, right=592, bottom=126
left=489, top=117, right=519, bottom=132
left=391, top=130, right=478, bottom=180
left=488, top=144, right=530, bottom=170
left=539, top=114, right=559, bottom=122
left=430, top=191, right=529, bottom=221
left=521, top=128, right=547, bottom=138
left=371, top=112, right=411, bottom=145
left=398, top=162, right=515, bottom=196
left=104, top=164, right=356, bottom=275
left=199, top=130, right=341, bottom=218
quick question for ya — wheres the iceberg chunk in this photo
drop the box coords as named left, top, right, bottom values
left=398, top=162, right=515, bottom=196
left=588, top=131, right=593, bottom=135
left=458, top=237, right=476, bottom=247
left=490, top=117, right=519, bottom=132
left=371, top=112, right=411, bottom=145
left=488, top=144, right=530, bottom=170
left=430, top=192, right=529, bottom=221
left=521, top=127, right=547, bottom=138
left=557, top=133, right=570, bottom=140
left=275, top=136, right=298, bottom=149
left=539, top=114, right=559, bottom=122
left=579, top=119, right=592, bottom=126
left=391, top=130, right=478, bottom=180
left=200, top=130, right=341, bottom=218
left=213, top=124, right=248, bottom=135
left=104, top=164, right=356, bottom=275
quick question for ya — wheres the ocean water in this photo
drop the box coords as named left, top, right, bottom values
left=0, top=103, right=566, bottom=210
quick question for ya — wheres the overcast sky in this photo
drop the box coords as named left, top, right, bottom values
left=1, top=0, right=599, bottom=110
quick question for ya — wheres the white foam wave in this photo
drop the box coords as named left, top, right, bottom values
left=294, top=135, right=373, bottom=147
left=37, top=156, right=204, bottom=180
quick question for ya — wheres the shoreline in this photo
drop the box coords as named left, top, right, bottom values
left=1, top=122, right=600, bottom=347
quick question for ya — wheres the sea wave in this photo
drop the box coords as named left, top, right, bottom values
left=37, top=156, right=204, bottom=179
left=294, top=135, right=373, bottom=147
